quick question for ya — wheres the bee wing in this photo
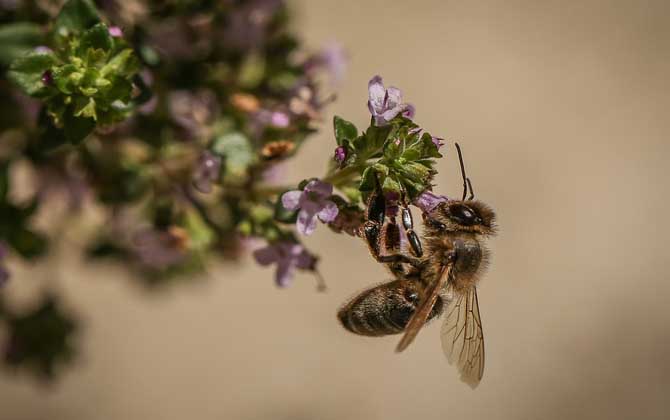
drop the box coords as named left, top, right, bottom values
left=440, top=286, right=485, bottom=388
left=395, top=263, right=451, bottom=352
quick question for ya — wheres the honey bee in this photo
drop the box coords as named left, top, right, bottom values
left=338, top=144, right=497, bottom=388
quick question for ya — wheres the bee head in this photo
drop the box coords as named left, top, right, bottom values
left=422, top=143, right=497, bottom=236
left=425, top=200, right=496, bottom=236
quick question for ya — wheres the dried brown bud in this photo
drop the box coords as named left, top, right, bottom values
left=261, top=140, right=295, bottom=160
left=230, top=93, right=261, bottom=113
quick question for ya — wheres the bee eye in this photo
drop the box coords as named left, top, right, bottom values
left=449, top=204, right=478, bottom=226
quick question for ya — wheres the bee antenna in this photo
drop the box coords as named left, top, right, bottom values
left=455, top=143, right=472, bottom=200
left=466, top=178, right=475, bottom=200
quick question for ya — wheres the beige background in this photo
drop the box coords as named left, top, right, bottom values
left=1, top=0, right=670, bottom=419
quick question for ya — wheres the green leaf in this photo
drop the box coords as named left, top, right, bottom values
left=73, top=97, right=97, bottom=120
left=7, top=52, right=56, bottom=96
left=0, top=23, right=44, bottom=67
left=78, top=23, right=113, bottom=54
left=212, top=133, right=256, bottom=184
left=184, top=210, right=214, bottom=251
left=333, top=116, right=357, bottom=146
left=382, top=175, right=402, bottom=196
left=100, top=49, right=138, bottom=78
left=63, top=112, right=95, bottom=144
left=54, top=0, right=100, bottom=39
left=52, top=64, right=78, bottom=94
left=354, top=124, right=393, bottom=160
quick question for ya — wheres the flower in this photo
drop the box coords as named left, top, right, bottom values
left=403, top=104, right=416, bottom=119
left=254, top=109, right=291, bottom=128
left=108, top=26, right=123, bottom=37
left=41, top=70, right=53, bottom=86
left=192, top=151, right=222, bottom=193
left=281, top=180, right=339, bottom=235
left=0, top=242, right=9, bottom=287
left=253, top=241, right=316, bottom=287
left=414, top=190, right=450, bottom=214
left=304, top=41, right=348, bottom=86
left=367, top=75, right=412, bottom=126
left=334, top=146, right=347, bottom=165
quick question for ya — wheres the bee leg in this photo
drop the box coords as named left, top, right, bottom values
left=362, top=187, right=423, bottom=273
left=363, top=222, right=422, bottom=269
left=401, top=205, right=423, bottom=257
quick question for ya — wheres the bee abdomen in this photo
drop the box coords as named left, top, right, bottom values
left=337, top=280, right=445, bottom=337
left=338, top=304, right=408, bottom=336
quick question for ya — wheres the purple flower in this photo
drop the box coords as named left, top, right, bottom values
left=304, top=41, right=348, bottom=86
left=253, top=241, right=316, bottom=287
left=334, top=146, right=347, bottom=165
left=254, top=109, right=291, bottom=128
left=192, top=151, right=222, bottom=193
left=0, top=242, right=9, bottom=287
left=108, top=26, right=123, bottom=37
left=281, top=180, right=339, bottom=235
left=402, top=104, right=416, bottom=119
left=367, top=75, right=411, bottom=126
left=41, top=70, right=53, bottom=86
left=414, top=190, right=450, bottom=214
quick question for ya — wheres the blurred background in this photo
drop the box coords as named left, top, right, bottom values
left=1, top=0, right=669, bottom=419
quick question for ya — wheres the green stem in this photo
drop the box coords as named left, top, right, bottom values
left=323, top=165, right=362, bottom=187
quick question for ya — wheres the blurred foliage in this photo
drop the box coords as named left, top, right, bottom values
left=0, top=0, right=342, bottom=380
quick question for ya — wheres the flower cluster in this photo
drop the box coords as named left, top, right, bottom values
left=260, top=74, right=450, bottom=284
left=0, top=0, right=453, bottom=384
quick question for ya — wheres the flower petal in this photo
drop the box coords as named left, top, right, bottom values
left=414, top=190, right=449, bottom=214
left=275, top=260, right=295, bottom=287
left=368, top=75, right=386, bottom=113
left=270, top=111, right=290, bottom=127
left=317, top=200, right=339, bottom=223
left=297, top=209, right=318, bottom=235
left=294, top=249, right=316, bottom=270
left=304, top=179, right=333, bottom=197
left=281, top=190, right=303, bottom=211
left=381, top=104, right=407, bottom=122
left=385, top=86, right=403, bottom=109
left=403, top=103, right=416, bottom=119
left=253, top=245, right=279, bottom=265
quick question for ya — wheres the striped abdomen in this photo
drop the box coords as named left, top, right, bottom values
left=338, top=279, right=444, bottom=336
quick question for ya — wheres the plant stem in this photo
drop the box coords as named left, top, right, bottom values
left=323, top=165, right=361, bottom=187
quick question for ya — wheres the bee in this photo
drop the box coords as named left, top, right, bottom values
left=338, top=144, right=497, bottom=388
